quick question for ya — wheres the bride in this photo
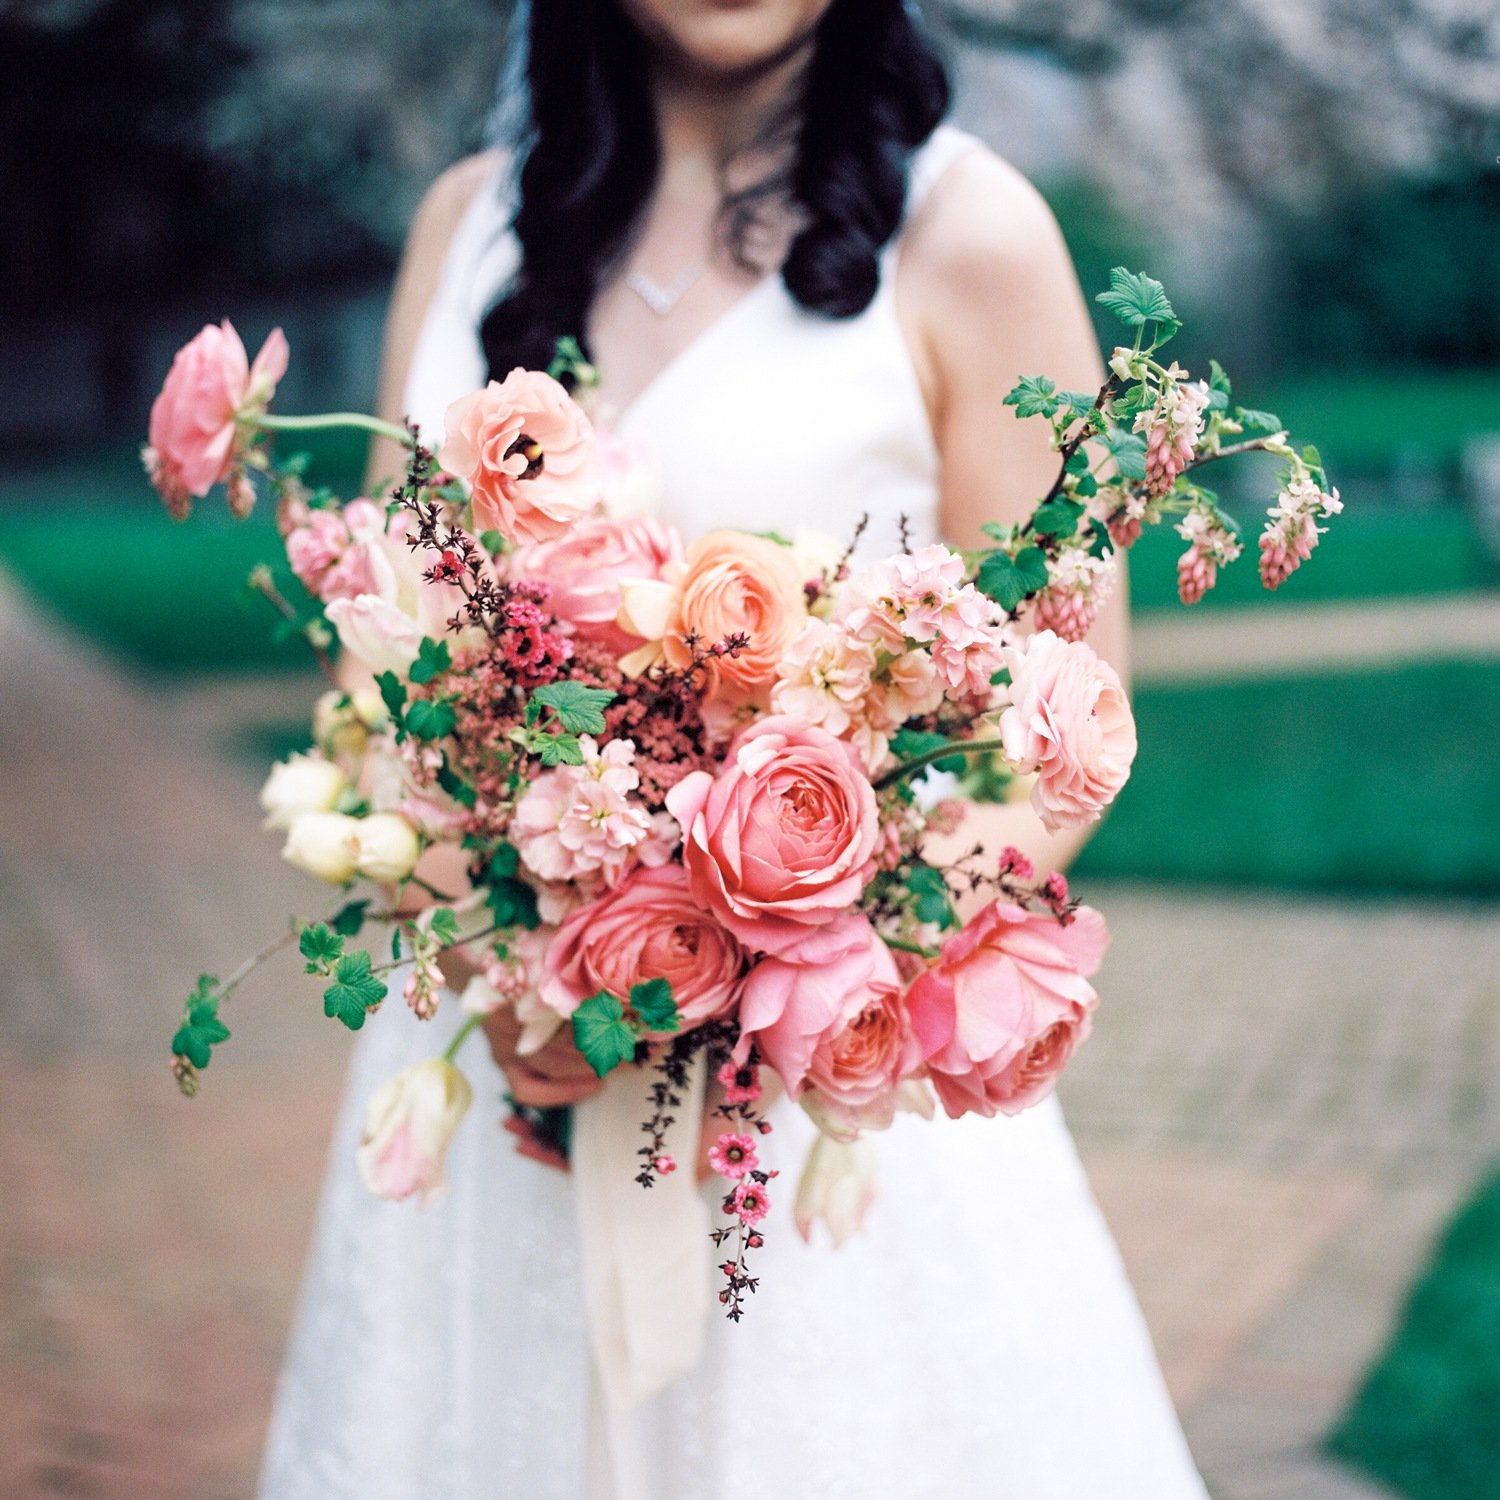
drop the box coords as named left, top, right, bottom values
left=259, top=2, right=1209, bottom=1496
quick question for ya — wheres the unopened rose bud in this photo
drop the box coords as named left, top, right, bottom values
left=356, top=1058, right=473, bottom=1203
left=281, top=809, right=361, bottom=884
left=351, top=812, right=421, bottom=882
left=260, top=752, right=349, bottom=832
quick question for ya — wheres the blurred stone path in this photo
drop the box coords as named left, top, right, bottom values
left=3, top=573, right=1497, bottom=1499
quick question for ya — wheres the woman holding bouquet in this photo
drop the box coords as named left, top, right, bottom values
left=259, top=2, right=1209, bottom=1496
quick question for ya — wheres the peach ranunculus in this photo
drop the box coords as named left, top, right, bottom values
left=666, top=717, right=879, bottom=958
left=509, top=514, right=683, bottom=654
left=356, top=1058, right=473, bottom=1203
left=905, top=899, right=1110, bottom=1119
left=144, top=320, right=288, bottom=519
left=739, top=912, right=917, bottom=1139
left=998, top=629, right=1137, bottom=832
left=438, top=369, right=601, bottom=546
left=617, top=530, right=808, bottom=703
left=539, top=864, right=748, bottom=1031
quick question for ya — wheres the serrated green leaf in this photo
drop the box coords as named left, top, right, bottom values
left=1095, top=267, right=1176, bottom=328
left=1002, top=374, right=1059, bottom=419
left=300, top=921, right=344, bottom=969
left=487, top=844, right=521, bottom=879
left=428, top=907, right=460, bottom=947
left=1103, top=428, right=1148, bottom=481
left=436, top=759, right=477, bottom=809
left=331, top=900, right=370, bottom=938
left=975, top=545, right=1051, bottom=611
left=1087, top=516, right=1114, bottom=558
left=907, top=865, right=958, bottom=930
left=538, top=734, right=584, bottom=767
left=172, top=977, right=231, bottom=1069
left=405, top=698, right=457, bottom=741
left=407, top=636, right=452, bottom=687
left=1236, top=407, right=1284, bottom=434
left=375, top=671, right=407, bottom=720
left=629, top=977, right=679, bottom=1033
left=571, top=992, right=638, bottom=1078
left=1208, top=359, right=1232, bottom=396
left=323, top=950, right=386, bottom=1030
left=890, top=728, right=967, bottom=774
left=529, top=682, right=616, bottom=735
left=1058, top=389, right=1098, bottom=415
left=1031, top=498, right=1085, bottom=538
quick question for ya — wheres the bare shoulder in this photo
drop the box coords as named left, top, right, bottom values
left=404, top=147, right=511, bottom=265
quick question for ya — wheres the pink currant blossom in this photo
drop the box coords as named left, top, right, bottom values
left=1135, top=377, right=1210, bottom=499
left=998, top=629, right=1136, bottom=831
left=1258, top=474, right=1341, bottom=590
left=1031, top=546, right=1116, bottom=643
left=1173, top=506, right=1243, bottom=606
left=707, top=1132, right=760, bottom=1179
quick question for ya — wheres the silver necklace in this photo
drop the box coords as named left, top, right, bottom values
left=625, top=258, right=709, bottom=317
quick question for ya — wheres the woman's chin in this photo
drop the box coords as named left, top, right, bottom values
left=623, top=0, right=835, bottom=82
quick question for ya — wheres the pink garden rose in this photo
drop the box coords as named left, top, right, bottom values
left=666, top=717, right=879, bottom=957
left=998, top=629, right=1137, bottom=832
left=284, top=506, right=349, bottom=595
left=145, top=320, right=288, bottom=518
left=509, top=514, right=682, bottom=652
left=540, top=864, right=747, bottom=1030
left=905, top=899, right=1110, bottom=1119
left=438, top=369, right=601, bottom=546
left=739, top=913, right=915, bottom=1137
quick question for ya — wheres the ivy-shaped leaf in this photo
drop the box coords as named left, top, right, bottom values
left=529, top=682, right=616, bottom=735
left=407, top=636, right=452, bottom=687
left=571, top=992, right=638, bottom=1079
left=537, top=733, right=584, bottom=767
left=405, top=698, right=457, bottom=742
left=1002, top=374, right=1059, bottom=419
left=629, top=978, right=679, bottom=1034
left=975, top=546, right=1050, bottom=611
left=171, top=975, right=231, bottom=1069
left=1095, top=267, right=1177, bottom=329
left=300, top=921, right=344, bottom=972
left=323, top=950, right=387, bottom=1030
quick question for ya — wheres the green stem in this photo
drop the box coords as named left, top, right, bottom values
left=442, top=1012, right=483, bottom=1065
left=881, top=935, right=939, bottom=959
left=257, top=412, right=413, bottom=446
left=873, top=736, right=1007, bottom=791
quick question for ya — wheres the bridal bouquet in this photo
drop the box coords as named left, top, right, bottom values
left=148, top=269, right=1339, bottom=1317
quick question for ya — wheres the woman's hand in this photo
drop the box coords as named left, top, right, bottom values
left=480, top=1003, right=605, bottom=1111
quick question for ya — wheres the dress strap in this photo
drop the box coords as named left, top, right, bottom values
left=905, top=121, right=988, bottom=224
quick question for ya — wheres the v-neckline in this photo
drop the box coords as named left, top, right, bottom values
left=602, top=272, right=783, bottom=425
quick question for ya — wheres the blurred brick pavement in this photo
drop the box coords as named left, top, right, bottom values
left=3, top=574, right=1497, bottom=1499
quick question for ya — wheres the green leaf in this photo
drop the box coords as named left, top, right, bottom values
left=323, top=950, right=387, bottom=1030
left=1236, top=407, right=1284, bottom=434
left=1002, top=374, right=1059, bottom=419
left=537, top=733, right=584, bottom=767
left=629, top=977, right=679, bottom=1034
left=484, top=846, right=540, bottom=931
left=907, top=865, right=958, bottom=930
left=975, top=545, right=1050, bottom=611
left=405, top=698, right=457, bottom=741
left=436, top=759, right=477, bottom=809
left=1103, top=428, right=1147, bottom=481
left=1086, top=516, right=1114, bottom=559
left=171, top=975, right=231, bottom=1069
left=1030, top=498, right=1085, bottom=538
left=1208, top=358, right=1232, bottom=397
left=479, top=529, right=506, bottom=555
left=571, top=992, right=638, bottom=1078
left=529, top=682, right=616, bottom=735
left=890, top=727, right=967, bottom=775
left=1058, top=389, right=1098, bottom=415
left=331, top=900, right=370, bottom=938
left=407, top=636, right=452, bottom=687
left=428, top=907, right=460, bottom=947
left=299, top=921, right=344, bottom=971
left=375, top=670, right=407, bottom=721
left=1301, top=444, right=1327, bottom=485
left=1095, top=267, right=1176, bottom=329
left=488, top=843, right=521, bottom=879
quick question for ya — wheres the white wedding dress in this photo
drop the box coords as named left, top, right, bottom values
left=259, top=123, right=1209, bottom=1500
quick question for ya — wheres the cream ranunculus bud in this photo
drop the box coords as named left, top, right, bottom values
left=259, top=752, right=349, bottom=832
left=356, top=1058, right=474, bottom=1203
left=351, top=812, right=422, bottom=882
left=792, top=1132, right=878, bottom=1249
left=312, top=688, right=388, bottom=764
left=281, top=809, right=361, bottom=884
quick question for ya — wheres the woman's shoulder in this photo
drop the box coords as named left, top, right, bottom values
left=406, top=148, right=512, bottom=263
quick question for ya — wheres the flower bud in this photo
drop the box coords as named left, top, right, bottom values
left=1109, top=347, right=1139, bottom=383
left=312, top=689, right=388, bottom=764
left=281, top=810, right=361, bottom=884
left=356, top=1058, right=473, bottom=1203
left=793, top=1132, right=877, bottom=1249
left=260, top=752, right=349, bottom=832
left=351, top=812, right=422, bottom=882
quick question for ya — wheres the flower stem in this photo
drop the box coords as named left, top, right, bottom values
left=257, top=412, right=413, bottom=446
left=881, top=935, right=938, bottom=959
left=442, top=1013, right=483, bottom=1064
left=873, top=737, right=1007, bottom=791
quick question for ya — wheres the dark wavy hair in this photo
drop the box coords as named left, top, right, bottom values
left=479, top=0, right=951, bottom=381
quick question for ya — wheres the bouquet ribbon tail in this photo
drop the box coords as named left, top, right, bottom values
left=573, top=1046, right=711, bottom=1469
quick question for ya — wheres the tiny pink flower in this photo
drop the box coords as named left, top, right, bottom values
left=729, top=1180, right=772, bottom=1226
left=1135, top=378, right=1209, bottom=499
left=653, top=1153, right=678, bottom=1176
left=707, top=1133, right=760, bottom=1179
left=718, top=1058, right=763, bottom=1105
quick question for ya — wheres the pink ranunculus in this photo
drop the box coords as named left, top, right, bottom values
left=284, top=507, right=349, bottom=595
left=509, top=514, right=682, bottom=652
left=666, top=717, right=879, bottom=958
left=998, top=629, right=1137, bottom=832
left=145, top=320, right=288, bottom=518
left=539, top=863, right=748, bottom=1030
left=739, top=913, right=915, bottom=1134
left=438, top=369, right=601, bottom=546
left=905, top=899, right=1110, bottom=1119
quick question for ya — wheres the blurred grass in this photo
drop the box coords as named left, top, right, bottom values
left=1327, top=1168, right=1500, bottom=1499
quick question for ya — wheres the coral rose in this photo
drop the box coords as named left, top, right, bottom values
left=666, top=717, right=879, bottom=957
left=438, top=369, right=601, bottom=546
left=998, top=629, right=1137, bottom=832
left=539, top=864, right=747, bottom=1030
left=144, top=320, right=288, bottom=518
left=509, top=514, right=682, bottom=653
left=618, top=530, right=807, bottom=703
left=905, top=899, right=1110, bottom=1118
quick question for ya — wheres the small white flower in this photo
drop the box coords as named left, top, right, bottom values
left=259, top=752, right=349, bottom=832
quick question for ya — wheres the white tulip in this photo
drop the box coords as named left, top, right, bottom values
left=281, top=810, right=361, bottom=884
left=259, top=752, right=349, bottom=832
left=356, top=1058, right=473, bottom=1203
left=351, top=812, right=422, bottom=882
left=325, top=593, right=423, bottom=676
left=793, top=1132, right=878, bottom=1249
